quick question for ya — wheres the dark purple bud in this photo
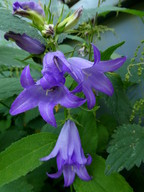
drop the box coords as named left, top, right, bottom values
left=4, top=32, right=45, bottom=54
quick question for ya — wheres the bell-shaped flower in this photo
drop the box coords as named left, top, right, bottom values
left=68, top=44, right=126, bottom=109
left=42, top=51, right=73, bottom=87
left=4, top=32, right=45, bottom=54
left=13, top=1, right=45, bottom=29
left=41, top=120, right=92, bottom=187
left=10, top=66, right=85, bottom=127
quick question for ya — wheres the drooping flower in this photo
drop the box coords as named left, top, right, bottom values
left=13, top=1, right=45, bottom=30
left=10, top=66, right=85, bottom=127
left=4, top=32, right=45, bottom=54
left=41, top=120, right=92, bottom=187
left=68, top=44, right=126, bottom=109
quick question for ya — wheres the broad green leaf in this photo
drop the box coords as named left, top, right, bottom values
left=96, top=124, right=109, bottom=153
left=0, top=117, right=11, bottom=132
left=58, top=44, right=74, bottom=54
left=0, top=129, right=26, bottom=152
left=77, top=110, right=98, bottom=153
left=77, top=6, right=144, bottom=26
left=0, top=132, right=57, bottom=187
left=0, top=177, right=33, bottom=192
left=103, top=73, right=131, bottom=125
left=0, top=47, right=41, bottom=71
left=0, top=78, right=22, bottom=100
left=101, top=41, right=125, bottom=60
left=106, top=124, right=144, bottom=175
left=74, top=154, right=133, bottom=192
left=66, top=35, right=86, bottom=43
left=0, top=8, right=46, bottom=44
left=24, top=108, right=40, bottom=125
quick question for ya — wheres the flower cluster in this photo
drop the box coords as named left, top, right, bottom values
left=7, top=1, right=126, bottom=187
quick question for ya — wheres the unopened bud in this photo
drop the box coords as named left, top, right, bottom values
left=13, top=1, right=45, bottom=30
left=56, top=7, right=83, bottom=33
left=42, top=24, right=54, bottom=37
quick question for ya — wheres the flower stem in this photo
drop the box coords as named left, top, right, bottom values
left=70, top=185, right=73, bottom=192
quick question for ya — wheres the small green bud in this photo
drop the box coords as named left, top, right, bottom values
left=56, top=7, right=83, bottom=33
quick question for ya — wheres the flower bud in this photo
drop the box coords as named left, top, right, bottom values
left=4, top=31, right=45, bottom=54
left=42, top=24, right=54, bottom=37
left=13, top=1, right=45, bottom=30
left=56, top=7, right=83, bottom=33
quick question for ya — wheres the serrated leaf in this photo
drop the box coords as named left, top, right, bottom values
left=0, top=78, right=22, bottom=100
left=101, top=41, right=125, bottom=60
left=74, top=154, right=133, bottom=192
left=0, top=177, right=33, bottom=192
left=0, top=8, right=45, bottom=44
left=106, top=124, right=144, bottom=175
left=0, top=47, right=41, bottom=71
left=0, top=132, right=57, bottom=187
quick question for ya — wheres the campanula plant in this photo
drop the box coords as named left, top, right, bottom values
left=0, top=0, right=143, bottom=191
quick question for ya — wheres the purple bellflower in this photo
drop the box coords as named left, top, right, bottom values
left=41, top=120, right=92, bottom=187
left=41, top=51, right=73, bottom=86
left=13, top=1, right=45, bottom=17
left=10, top=66, right=85, bottom=127
left=68, top=44, right=126, bottom=109
left=4, top=32, right=45, bottom=54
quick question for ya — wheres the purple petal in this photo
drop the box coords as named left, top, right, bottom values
left=47, top=169, right=62, bottom=179
left=40, top=73, right=65, bottom=90
left=59, top=86, right=86, bottom=108
left=91, top=44, right=101, bottom=64
left=68, top=57, right=93, bottom=70
left=63, top=166, right=75, bottom=187
left=20, top=65, right=35, bottom=88
left=75, top=165, right=91, bottom=181
left=82, top=86, right=96, bottom=109
left=86, top=154, right=92, bottom=165
left=97, top=56, right=126, bottom=72
left=91, top=73, right=114, bottom=96
left=83, top=68, right=114, bottom=97
left=38, top=102, right=56, bottom=127
left=71, top=83, right=83, bottom=93
left=10, top=85, right=41, bottom=115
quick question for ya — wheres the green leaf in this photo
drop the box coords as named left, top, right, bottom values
left=77, top=110, right=98, bottom=153
left=0, top=8, right=45, bottom=44
left=101, top=41, right=125, bottom=60
left=77, top=6, right=144, bottom=26
left=0, top=47, right=41, bottom=71
left=0, top=177, right=33, bottom=192
left=0, top=132, right=56, bottom=187
left=0, top=78, right=22, bottom=100
left=66, top=35, right=86, bottom=43
left=103, top=73, right=131, bottom=125
left=58, top=44, right=74, bottom=54
left=106, top=124, right=144, bottom=175
left=24, top=108, right=40, bottom=125
left=96, top=124, right=109, bottom=153
left=74, top=154, right=133, bottom=192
